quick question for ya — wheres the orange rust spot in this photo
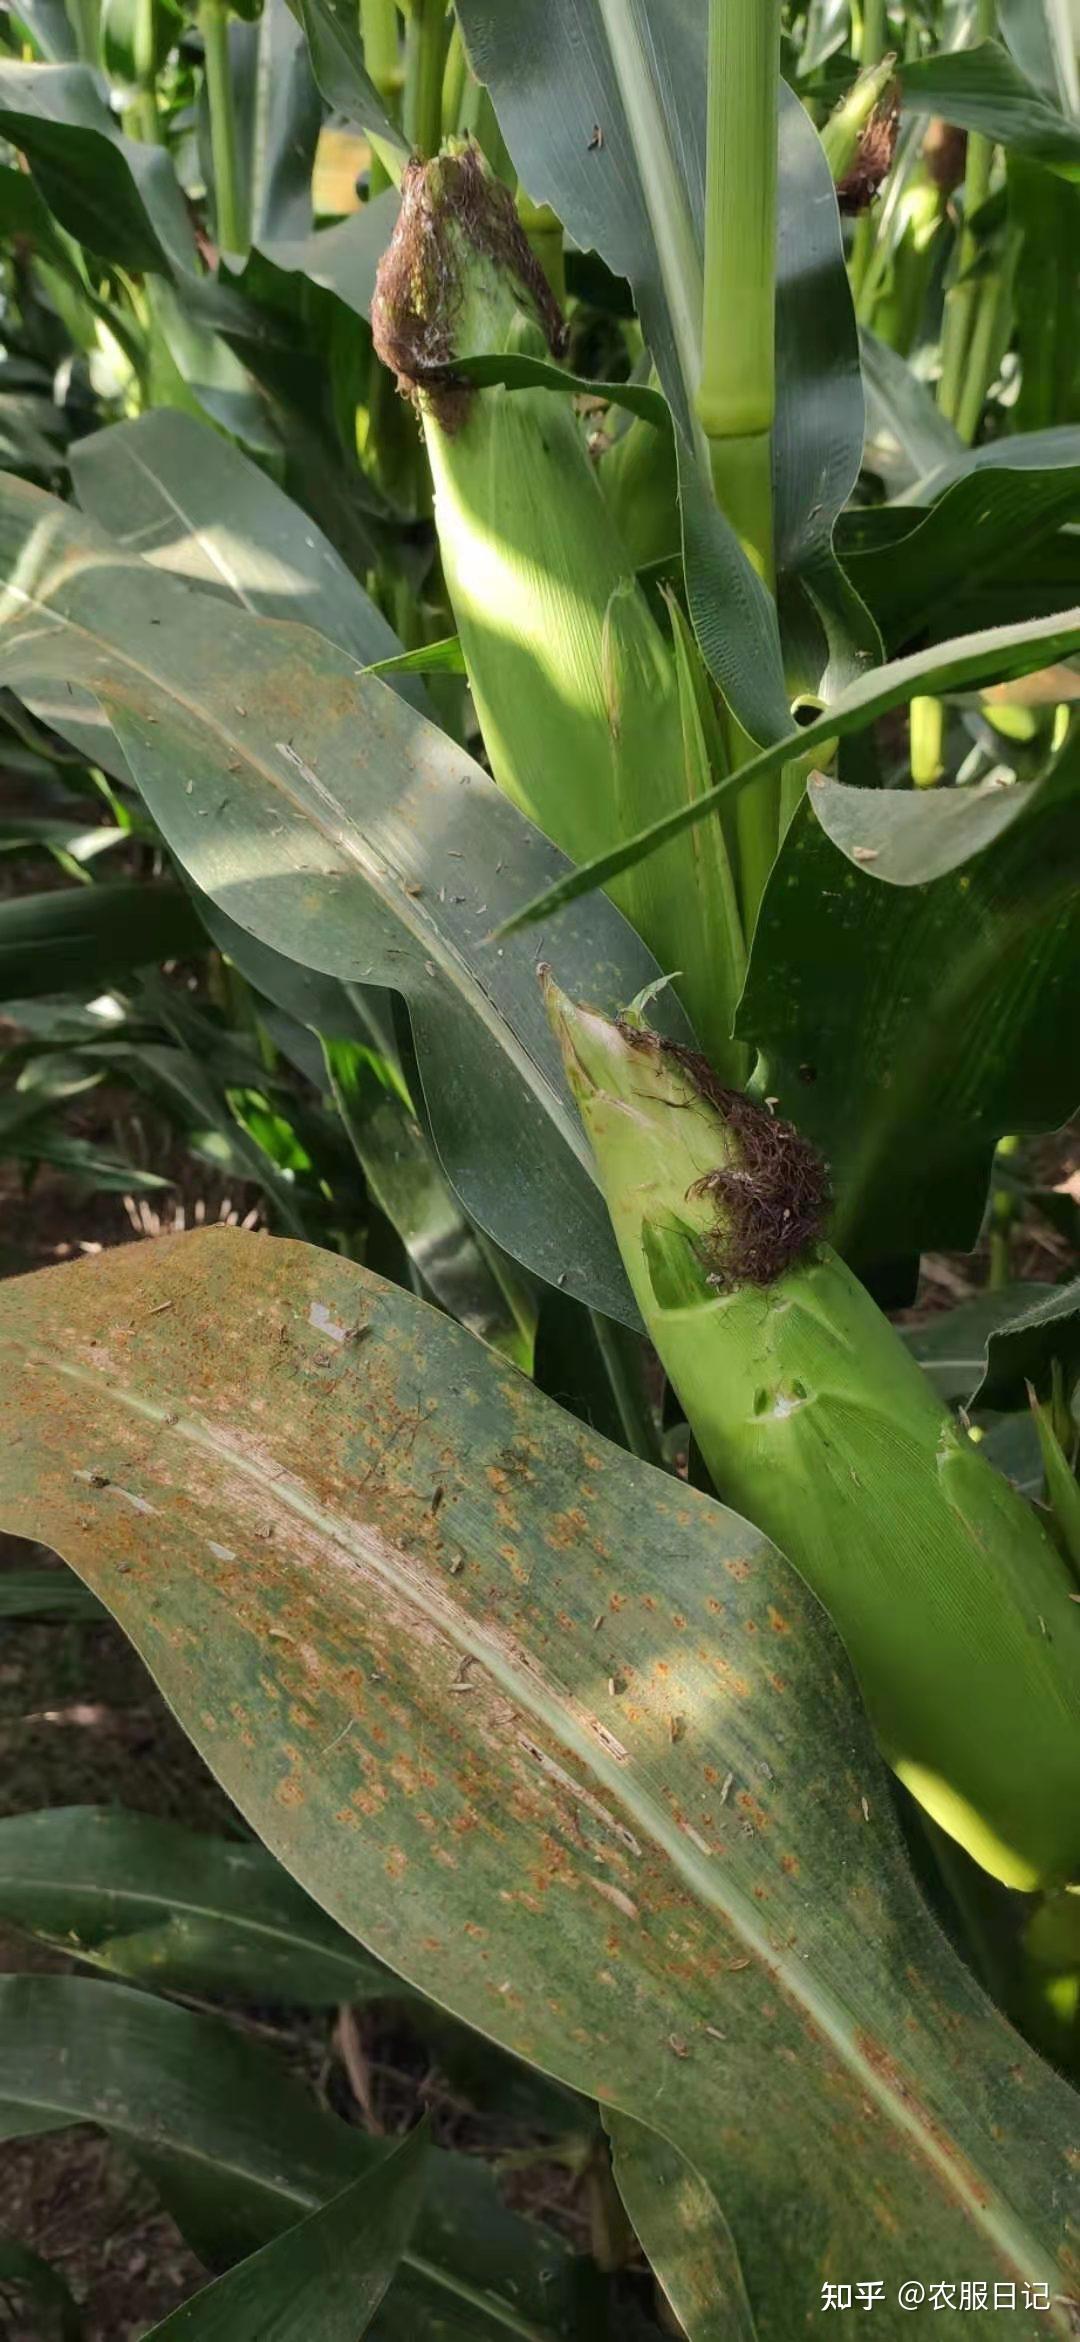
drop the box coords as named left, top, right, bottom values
left=653, top=1660, right=670, bottom=1678
left=781, top=1853, right=800, bottom=1876
left=704, top=1765, right=719, bottom=1785
left=385, top=1848, right=407, bottom=1881
left=640, top=1593, right=658, bottom=1612
left=768, top=1606, right=791, bottom=1634
left=853, top=2030, right=992, bottom=2205
left=706, top=1596, right=723, bottom=1614
left=275, top=1776, right=305, bottom=1807
left=769, top=1672, right=789, bottom=1694
left=744, top=1619, right=758, bottom=1635
left=671, top=1613, right=687, bottom=1630
left=724, top=1557, right=751, bottom=1581
left=464, top=1921, right=486, bottom=1939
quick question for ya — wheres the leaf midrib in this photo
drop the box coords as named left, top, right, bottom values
left=28, top=1340, right=1066, bottom=2312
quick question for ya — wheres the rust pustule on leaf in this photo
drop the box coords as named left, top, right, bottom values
left=370, top=142, right=568, bottom=431
left=618, top=1023, right=830, bottom=1286
left=837, top=91, right=901, bottom=215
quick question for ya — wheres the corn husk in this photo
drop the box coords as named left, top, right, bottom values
left=545, top=976, right=1080, bottom=1893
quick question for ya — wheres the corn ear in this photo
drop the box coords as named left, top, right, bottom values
left=543, top=976, right=1080, bottom=1893
left=371, top=144, right=744, bottom=1080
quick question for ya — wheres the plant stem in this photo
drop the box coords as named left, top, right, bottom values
left=988, top=1135, right=1019, bottom=1290
left=910, top=694, right=945, bottom=786
left=67, top=0, right=99, bottom=64
left=861, top=0, right=887, bottom=64
left=404, top=0, right=447, bottom=160
left=361, top=0, right=401, bottom=193
left=200, top=0, right=247, bottom=260
left=697, top=0, right=780, bottom=586
left=588, top=1312, right=664, bottom=1468
left=938, top=0, right=997, bottom=430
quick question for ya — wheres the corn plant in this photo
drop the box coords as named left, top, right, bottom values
left=1, top=0, right=1080, bottom=2334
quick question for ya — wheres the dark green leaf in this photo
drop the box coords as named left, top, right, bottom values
left=900, top=42, right=1080, bottom=181
left=288, top=0, right=407, bottom=168
left=0, top=62, right=198, bottom=274
left=845, top=464, right=1080, bottom=651
left=0, top=884, right=205, bottom=1001
left=0, top=1976, right=584, bottom=2338
left=0, top=1569, right=107, bottom=1620
left=0, top=2235, right=82, bottom=2341
left=904, top=1287, right=1057, bottom=1407
left=738, top=741, right=1080, bottom=1264
left=975, top=1278, right=1080, bottom=1410
left=0, top=1806, right=401, bottom=2004
left=145, top=2127, right=427, bottom=2340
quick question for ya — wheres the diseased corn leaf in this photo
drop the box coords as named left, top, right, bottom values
left=975, top=1279, right=1080, bottom=1411
left=1, top=1230, right=1078, bottom=2337
left=145, top=2128, right=426, bottom=2340
left=0, top=472, right=686, bottom=1321
left=0, top=1807, right=404, bottom=2004
left=498, top=605, right=1080, bottom=934
left=606, top=2115, right=757, bottom=2342
left=899, top=42, right=1080, bottom=179
left=738, top=741, right=1080, bottom=1266
left=0, top=1974, right=587, bottom=2338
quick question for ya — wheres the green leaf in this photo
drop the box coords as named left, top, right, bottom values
left=223, top=0, right=322, bottom=249
left=0, top=2235, right=82, bottom=2341
left=70, top=408, right=419, bottom=692
left=495, top=606, right=1080, bottom=934
left=0, top=61, right=198, bottom=274
left=0, top=1974, right=585, bottom=2337
left=145, top=2127, right=427, bottom=2340
left=975, top=1278, right=1080, bottom=1410
left=905, top=1287, right=1057, bottom=1408
left=860, top=327, right=964, bottom=498
left=260, top=189, right=401, bottom=322
left=1, top=1230, right=1078, bottom=2335
left=0, top=883, right=206, bottom=1001
left=1008, top=159, right=1080, bottom=434
left=0, top=1568, right=107, bottom=1619
left=0, top=1807, right=404, bottom=2003
left=845, top=463, right=1080, bottom=651
left=0, top=474, right=683, bottom=1320
left=288, top=0, right=407, bottom=172
left=738, top=741, right=1080, bottom=1264
left=900, top=42, right=1080, bottom=181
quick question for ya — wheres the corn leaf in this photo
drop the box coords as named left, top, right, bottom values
left=899, top=42, right=1080, bottom=180
left=144, top=2127, right=427, bottom=2340
left=737, top=739, right=1080, bottom=1265
left=1, top=1230, right=1078, bottom=2337
left=975, top=1279, right=1080, bottom=1410
left=0, top=472, right=681, bottom=1320
left=498, top=605, right=1080, bottom=935
left=0, top=1974, right=586, bottom=2337
left=0, top=1807, right=401, bottom=2003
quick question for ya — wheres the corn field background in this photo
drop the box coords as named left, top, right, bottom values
left=0, top=0, right=1079, bottom=2334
